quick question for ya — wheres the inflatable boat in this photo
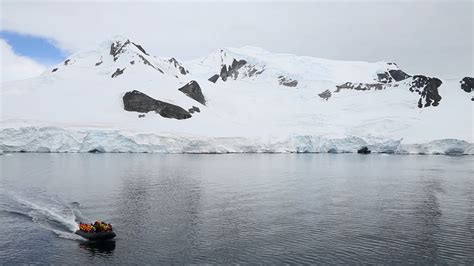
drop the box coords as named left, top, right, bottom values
left=75, top=230, right=116, bottom=241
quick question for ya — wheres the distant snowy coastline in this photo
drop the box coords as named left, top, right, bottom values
left=1, top=37, right=472, bottom=154
left=0, top=126, right=471, bottom=155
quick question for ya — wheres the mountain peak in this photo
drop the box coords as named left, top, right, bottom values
left=107, top=34, right=130, bottom=43
left=46, top=36, right=193, bottom=80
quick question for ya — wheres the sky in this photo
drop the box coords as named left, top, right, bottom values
left=0, top=0, right=472, bottom=83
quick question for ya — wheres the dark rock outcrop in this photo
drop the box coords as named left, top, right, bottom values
left=335, top=82, right=384, bottom=92
left=178, top=66, right=187, bottom=75
left=138, top=114, right=145, bottom=118
left=168, top=58, right=189, bottom=75
left=130, top=60, right=135, bottom=65
left=111, top=68, right=125, bottom=78
left=109, top=39, right=163, bottom=73
left=357, top=147, right=371, bottom=154
left=335, top=65, right=442, bottom=108
left=95, top=61, right=103, bottom=66
left=377, top=69, right=411, bottom=83
left=318, top=90, right=332, bottom=100
left=377, top=72, right=392, bottom=83
left=123, top=90, right=192, bottom=120
left=230, top=59, right=247, bottom=75
left=178, top=81, right=206, bottom=105
left=132, top=42, right=149, bottom=55
left=88, top=148, right=104, bottom=153
left=460, top=77, right=474, bottom=101
left=188, top=106, right=200, bottom=114
left=208, top=74, right=219, bottom=83
left=110, top=40, right=130, bottom=61
left=389, top=69, right=411, bottom=81
left=52, top=68, right=58, bottom=72
left=278, top=76, right=298, bottom=87
left=220, top=59, right=247, bottom=81
left=209, top=55, right=263, bottom=83
left=408, top=75, right=442, bottom=108
left=138, top=54, right=163, bottom=73
left=460, top=77, right=473, bottom=92
left=64, top=59, right=71, bottom=66
left=220, top=65, right=229, bottom=81
left=247, top=66, right=265, bottom=77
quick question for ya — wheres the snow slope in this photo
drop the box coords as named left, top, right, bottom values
left=0, top=36, right=472, bottom=154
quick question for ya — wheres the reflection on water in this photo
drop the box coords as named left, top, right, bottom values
left=79, top=240, right=116, bottom=255
left=0, top=153, right=473, bottom=264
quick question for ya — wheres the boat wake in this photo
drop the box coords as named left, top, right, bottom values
left=0, top=189, right=86, bottom=240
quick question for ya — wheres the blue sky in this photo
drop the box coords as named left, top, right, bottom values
left=0, top=31, right=65, bottom=65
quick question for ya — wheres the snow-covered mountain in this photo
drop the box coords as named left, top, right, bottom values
left=1, top=36, right=472, bottom=154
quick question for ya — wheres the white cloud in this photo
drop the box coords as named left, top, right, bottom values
left=0, top=1, right=472, bottom=78
left=0, top=39, right=46, bottom=83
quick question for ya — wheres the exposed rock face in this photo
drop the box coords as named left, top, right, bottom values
left=111, top=68, right=125, bottom=78
left=460, top=77, right=474, bottom=93
left=95, top=61, right=103, bottom=66
left=130, top=60, right=135, bottom=65
left=335, top=82, right=385, bottom=92
left=219, top=59, right=247, bottom=81
left=461, top=77, right=474, bottom=101
left=334, top=75, right=442, bottom=108
left=138, top=114, right=145, bottom=118
left=132, top=42, right=149, bottom=55
left=408, top=75, right=442, bottom=108
left=357, top=147, right=371, bottom=154
left=110, top=39, right=130, bottom=61
left=188, top=106, right=200, bottom=114
left=178, top=81, right=206, bottom=105
left=209, top=53, right=264, bottom=83
left=389, top=70, right=411, bottom=81
left=318, top=90, right=332, bottom=100
left=246, top=65, right=265, bottom=77
left=108, top=39, right=163, bottom=74
left=64, top=59, right=71, bottom=66
left=138, top=54, right=163, bottom=73
left=377, top=72, right=392, bottom=83
left=208, top=74, right=219, bottom=83
left=332, top=62, right=442, bottom=108
left=460, top=77, right=474, bottom=101
left=168, top=58, right=189, bottom=75
left=52, top=68, right=58, bottom=72
left=220, top=65, right=229, bottom=81
left=123, top=90, right=192, bottom=120
left=377, top=69, right=411, bottom=83
left=278, top=76, right=298, bottom=87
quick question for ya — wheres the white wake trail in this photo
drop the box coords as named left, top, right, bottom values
left=0, top=189, right=85, bottom=240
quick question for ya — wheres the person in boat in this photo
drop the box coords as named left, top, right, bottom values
left=79, top=222, right=94, bottom=233
left=93, top=220, right=112, bottom=232
left=79, top=221, right=112, bottom=233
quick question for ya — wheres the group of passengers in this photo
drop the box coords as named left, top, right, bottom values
left=79, top=221, right=113, bottom=233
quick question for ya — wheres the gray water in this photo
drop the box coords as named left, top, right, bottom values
left=0, top=153, right=473, bottom=264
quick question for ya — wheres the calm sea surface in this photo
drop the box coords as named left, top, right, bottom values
left=0, top=153, right=473, bottom=264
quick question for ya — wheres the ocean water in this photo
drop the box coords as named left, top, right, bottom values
left=0, top=153, right=473, bottom=264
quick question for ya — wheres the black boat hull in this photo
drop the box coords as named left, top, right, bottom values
left=75, top=230, right=116, bottom=240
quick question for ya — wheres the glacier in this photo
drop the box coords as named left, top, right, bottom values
left=0, top=126, right=472, bottom=155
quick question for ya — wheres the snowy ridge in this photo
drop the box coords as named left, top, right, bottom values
left=188, top=46, right=403, bottom=85
left=1, top=126, right=472, bottom=155
left=44, top=35, right=189, bottom=80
